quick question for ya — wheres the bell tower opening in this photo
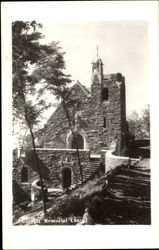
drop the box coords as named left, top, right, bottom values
left=92, top=46, right=103, bottom=75
left=91, top=46, right=104, bottom=95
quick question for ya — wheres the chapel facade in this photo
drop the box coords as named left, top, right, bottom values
left=15, top=54, right=127, bottom=190
left=38, top=55, right=126, bottom=153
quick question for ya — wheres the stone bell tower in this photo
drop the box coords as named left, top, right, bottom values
left=91, top=46, right=103, bottom=96
left=90, top=47, right=127, bottom=154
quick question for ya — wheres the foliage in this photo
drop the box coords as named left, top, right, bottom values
left=13, top=21, right=54, bottom=124
left=12, top=20, right=84, bottom=218
left=141, top=104, right=150, bottom=137
left=31, top=43, right=84, bottom=183
left=127, top=105, right=150, bottom=140
left=12, top=20, right=73, bottom=215
left=12, top=21, right=71, bottom=142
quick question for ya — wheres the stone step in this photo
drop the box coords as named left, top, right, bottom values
left=91, top=162, right=100, bottom=165
left=90, top=164, right=100, bottom=167
left=91, top=166, right=99, bottom=170
left=91, top=161, right=100, bottom=164
left=83, top=171, right=97, bottom=177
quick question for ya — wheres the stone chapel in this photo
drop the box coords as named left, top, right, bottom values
left=18, top=54, right=127, bottom=190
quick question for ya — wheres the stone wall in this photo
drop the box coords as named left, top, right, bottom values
left=25, top=149, right=100, bottom=188
left=101, top=74, right=126, bottom=152
left=13, top=156, right=32, bottom=203
left=38, top=75, right=126, bottom=155
left=38, top=104, right=70, bottom=148
left=88, top=73, right=126, bottom=153
left=105, top=150, right=130, bottom=173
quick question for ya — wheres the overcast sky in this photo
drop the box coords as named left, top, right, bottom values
left=3, top=1, right=157, bottom=135
left=41, top=21, right=149, bottom=117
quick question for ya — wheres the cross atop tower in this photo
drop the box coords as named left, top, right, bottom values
left=97, top=45, right=99, bottom=57
left=92, top=46, right=103, bottom=75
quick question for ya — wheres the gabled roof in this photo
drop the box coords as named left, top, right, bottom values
left=73, top=80, right=90, bottom=97
left=45, top=80, right=90, bottom=126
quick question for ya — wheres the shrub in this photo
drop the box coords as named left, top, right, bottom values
left=87, top=195, right=104, bottom=223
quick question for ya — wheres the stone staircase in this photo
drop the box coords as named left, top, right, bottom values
left=88, top=157, right=101, bottom=177
left=68, top=157, right=101, bottom=191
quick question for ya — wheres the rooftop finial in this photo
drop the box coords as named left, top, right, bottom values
left=97, top=45, right=98, bottom=57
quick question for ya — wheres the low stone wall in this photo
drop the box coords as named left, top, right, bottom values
left=105, top=150, right=130, bottom=172
left=25, top=148, right=100, bottom=188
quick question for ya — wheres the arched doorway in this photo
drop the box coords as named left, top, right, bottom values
left=71, top=134, right=84, bottom=149
left=21, top=167, right=28, bottom=182
left=62, top=168, right=72, bottom=188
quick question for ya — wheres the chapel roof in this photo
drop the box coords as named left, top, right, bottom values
left=75, top=80, right=90, bottom=96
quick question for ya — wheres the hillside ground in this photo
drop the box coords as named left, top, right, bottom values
left=13, top=158, right=150, bottom=225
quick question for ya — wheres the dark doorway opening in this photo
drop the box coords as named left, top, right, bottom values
left=21, top=167, right=28, bottom=182
left=62, top=168, right=72, bottom=188
left=71, top=134, right=84, bottom=149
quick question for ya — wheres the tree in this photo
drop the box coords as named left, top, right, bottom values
left=12, top=21, right=64, bottom=215
left=141, top=104, right=150, bottom=138
left=56, top=88, right=84, bottom=184
left=13, top=21, right=84, bottom=222
left=31, top=50, right=84, bottom=184
left=127, top=105, right=150, bottom=140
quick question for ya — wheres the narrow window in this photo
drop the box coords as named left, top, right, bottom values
left=104, top=117, right=106, bottom=128
left=102, top=87, right=109, bottom=101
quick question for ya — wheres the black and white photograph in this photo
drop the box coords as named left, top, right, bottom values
left=12, top=20, right=151, bottom=226
left=2, top=1, right=159, bottom=249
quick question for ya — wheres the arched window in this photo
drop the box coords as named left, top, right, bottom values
left=21, top=167, right=28, bottom=182
left=67, top=130, right=88, bottom=150
left=71, top=134, right=84, bottom=149
left=102, top=87, right=109, bottom=101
